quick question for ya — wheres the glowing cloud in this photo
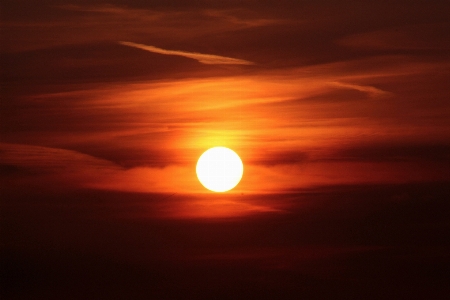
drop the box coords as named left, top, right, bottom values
left=119, top=41, right=254, bottom=65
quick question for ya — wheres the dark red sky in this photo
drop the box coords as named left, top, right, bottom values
left=1, top=1, right=450, bottom=299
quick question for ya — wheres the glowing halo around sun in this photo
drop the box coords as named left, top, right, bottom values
left=196, top=147, right=244, bottom=192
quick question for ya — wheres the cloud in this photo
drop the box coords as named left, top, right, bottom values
left=0, top=142, right=197, bottom=193
left=119, top=41, right=254, bottom=65
left=328, top=81, right=390, bottom=97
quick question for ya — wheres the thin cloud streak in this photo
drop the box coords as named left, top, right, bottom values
left=328, top=81, right=390, bottom=97
left=119, top=41, right=254, bottom=65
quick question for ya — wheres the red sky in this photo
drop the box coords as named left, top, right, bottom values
left=1, top=1, right=450, bottom=299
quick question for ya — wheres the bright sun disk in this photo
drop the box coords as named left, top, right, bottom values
left=196, top=147, right=243, bottom=192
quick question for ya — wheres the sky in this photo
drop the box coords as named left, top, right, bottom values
left=1, top=0, right=450, bottom=299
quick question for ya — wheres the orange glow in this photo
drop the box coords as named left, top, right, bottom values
left=156, top=194, right=283, bottom=219
left=1, top=23, right=449, bottom=203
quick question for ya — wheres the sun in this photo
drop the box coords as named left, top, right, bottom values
left=196, top=147, right=244, bottom=192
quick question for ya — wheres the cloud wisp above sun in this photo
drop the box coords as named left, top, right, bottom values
left=119, top=41, right=254, bottom=65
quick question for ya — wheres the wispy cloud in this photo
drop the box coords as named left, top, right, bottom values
left=119, top=41, right=254, bottom=65
left=328, top=81, right=390, bottom=97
